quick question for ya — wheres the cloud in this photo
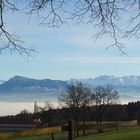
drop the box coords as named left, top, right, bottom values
left=52, top=56, right=140, bottom=65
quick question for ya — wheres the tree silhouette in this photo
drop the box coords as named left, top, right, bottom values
left=59, top=82, right=91, bottom=136
left=91, top=85, right=119, bottom=124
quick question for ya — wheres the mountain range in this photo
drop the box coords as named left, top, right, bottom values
left=0, top=76, right=68, bottom=93
left=0, top=75, right=140, bottom=94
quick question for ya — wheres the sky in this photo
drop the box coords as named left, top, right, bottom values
left=1, top=10, right=140, bottom=81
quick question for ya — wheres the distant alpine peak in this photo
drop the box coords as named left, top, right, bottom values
left=10, top=75, right=27, bottom=80
left=71, top=75, right=140, bottom=88
left=95, top=75, right=115, bottom=79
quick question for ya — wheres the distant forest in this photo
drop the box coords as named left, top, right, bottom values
left=0, top=101, right=140, bottom=126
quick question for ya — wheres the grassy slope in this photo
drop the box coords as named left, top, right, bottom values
left=11, top=126, right=140, bottom=140
left=77, top=126, right=140, bottom=140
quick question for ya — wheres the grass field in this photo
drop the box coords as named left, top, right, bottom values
left=77, top=126, right=140, bottom=140
left=9, top=126, right=140, bottom=140
left=10, top=132, right=67, bottom=140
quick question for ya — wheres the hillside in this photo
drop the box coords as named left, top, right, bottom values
left=0, top=76, right=68, bottom=93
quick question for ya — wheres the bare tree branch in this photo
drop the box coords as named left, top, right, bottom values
left=26, top=0, right=66, bottom=27
left=0, top=0, right=35, bottom=57
left=1, top=0, right=140, bottom=55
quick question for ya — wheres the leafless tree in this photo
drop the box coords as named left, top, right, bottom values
left=20, top=109, right=30, bottom=115
left=91, top=85, right=119, bottom=125
left=37, top=101, right=53, bottom=112
left=59, top=82, right=91, bottom=136
left=1, top=0, right=140, bottom=55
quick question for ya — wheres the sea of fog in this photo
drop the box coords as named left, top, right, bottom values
left=0, top=92, right=140, bottom=115
left=0, top=92, right=60, bottom=115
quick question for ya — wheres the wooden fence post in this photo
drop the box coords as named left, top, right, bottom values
left=68, top=120, right=74, bottom=140
left=51, top=133, right=55, bottom=140
left=83, top=121, right=86, bottom=136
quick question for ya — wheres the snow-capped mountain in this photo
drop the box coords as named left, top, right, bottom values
left=1, top=75, right=140, bottom=94
left=79, top=75, right=140, bottom=86
left=78, top=75, right=140, bottom=93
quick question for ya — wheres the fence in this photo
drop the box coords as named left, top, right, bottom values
left=0, top=126, right=61, bottom=140
left=0, top=120, right=138, bottom=140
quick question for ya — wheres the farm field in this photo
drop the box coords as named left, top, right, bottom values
left=10, top=126, right=140, bottom=140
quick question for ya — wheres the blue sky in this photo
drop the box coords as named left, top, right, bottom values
left=1, top=11, right=140, bottom=80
